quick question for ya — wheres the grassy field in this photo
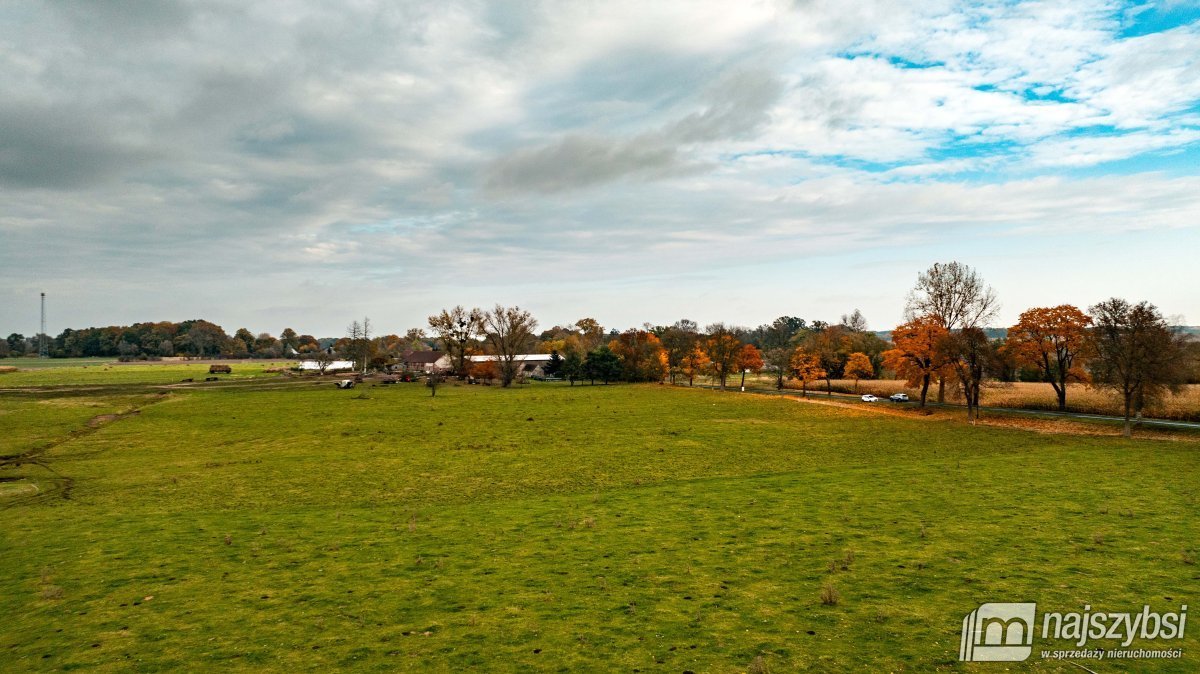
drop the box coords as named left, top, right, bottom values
left=0, top=361, right=293, bottom=387
left=1, top=367, right=1198, bottom=671
left=0, top=357, right=115, bottom=370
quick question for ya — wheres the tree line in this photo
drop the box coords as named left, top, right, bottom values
left=2, top=320, right=327, bottom=360
left=421, top=263, right=1196, bottom=437
left=881, top=262, right=1194, bottom=436
left=4, top=262, right=1196, bottom=436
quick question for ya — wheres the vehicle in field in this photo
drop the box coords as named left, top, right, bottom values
left=861, top=394, right=879, bottom=402
left=889, top=393, right=909, bottom=402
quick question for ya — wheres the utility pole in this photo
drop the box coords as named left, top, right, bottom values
left=39, top=292, right=48, bottom=358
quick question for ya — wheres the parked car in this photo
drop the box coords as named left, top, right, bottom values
left=889, top=393, right=909, bottom=402
left=861, top=394, right=879, bottom=402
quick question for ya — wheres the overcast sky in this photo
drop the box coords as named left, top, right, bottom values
left=2, top=0, right=1198, bottom=338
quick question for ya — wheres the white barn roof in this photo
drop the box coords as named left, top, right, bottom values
left=298, top=360, right=355, bottom=370
left=467, top=354, right=553, bottom=362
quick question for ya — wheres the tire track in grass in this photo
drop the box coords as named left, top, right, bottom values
left=0, top=392, right=173, bottom=506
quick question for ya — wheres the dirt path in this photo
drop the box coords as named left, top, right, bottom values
left=0, top=394, right=171, bottom=507
left=775, top=390, right=1197, bottom=442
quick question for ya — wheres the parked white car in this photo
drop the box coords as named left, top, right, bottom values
left=861, top=394, right=879, bottom=402
left=889, top=393, right=909, bottom=402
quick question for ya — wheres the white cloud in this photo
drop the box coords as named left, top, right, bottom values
left=0, top=0, right=1198, bottom=334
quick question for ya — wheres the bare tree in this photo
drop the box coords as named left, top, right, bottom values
left=345, top=317, right=373, bottom=373
left=840, top=309, right=869, bottom=332
left=428, top=306, right=484, bottom=376
left=1088, top=298, right=1188, bottom=437
left=483, top=305, right=538, bottom=387
left=904, top=262, right=999, bottom=330
left=314, top=348, right=335, bottom=375
left=905, top=261, right=998, bottom=402
left=941, top=327, right=994, bottom=424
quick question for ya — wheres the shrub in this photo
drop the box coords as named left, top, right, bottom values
left=820, top=582, right=840, bottom=606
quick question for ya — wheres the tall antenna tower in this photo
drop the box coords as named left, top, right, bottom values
left=39, top=292, right=48, bottom=358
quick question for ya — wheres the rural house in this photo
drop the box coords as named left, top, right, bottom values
left=400, top=350, right=451, bottom=373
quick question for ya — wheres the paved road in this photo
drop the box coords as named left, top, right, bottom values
left=689, top=384, right=1200, bottom=432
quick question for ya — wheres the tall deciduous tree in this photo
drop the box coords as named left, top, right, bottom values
left=345, top=317, right=374, bottom=372
left=882, top=315, right=949, bottom=408
left=234, top=327, right=256, bottom=353
left=680, top=344, right=710, bottom=386
left=574, top=318, right=605, bottom=352
left=610, top=330, right=667, bottom=382
left=904, top=261, right=999, bottom=402
left=844, top=352, right=874, bottom=392
left=428, top=306, right=484, bottom=376
left=184, top=320, right=228, bottom=358
left=904, top=261, right=999, bottom=330
left=660, top=319, right=698, bottom=384
left=279, top=327, right=298, bottom=353
left=5, top=334, right=24, bottom=356
left=1006, top=305, right=1092, bottom=411
left=942, top=327, right=993, bottom=423
left=704, top=323, right=742, bottom=391
left=756, top=316, right=805, bottom=389
left=1088, top=298, right=1188, bottom=437
left=802, top=325, right=849, bottom=397
left=482, top=305, right=538, bottom=387
left=736, top=343, right=764, bottom=390
left=840, top=309, right=868, bottom=333
left=789, top=348, right=826, bottom=398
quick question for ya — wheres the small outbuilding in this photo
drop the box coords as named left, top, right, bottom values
left=466, top=354, right=554, bottom=378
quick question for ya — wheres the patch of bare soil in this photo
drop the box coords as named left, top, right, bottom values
left=87, top=409, right=141, bottom=428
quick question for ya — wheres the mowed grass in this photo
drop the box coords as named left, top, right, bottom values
left=0, top=361, right=293, bottom=387
left=1, top=372, right=1198, bottom=672
left=0, top=357, right=115, bottom=370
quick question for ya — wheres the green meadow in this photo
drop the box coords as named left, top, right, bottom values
left=0, top=361, right=291, bottom=387
left=1, top=367, right=1197, bottom=672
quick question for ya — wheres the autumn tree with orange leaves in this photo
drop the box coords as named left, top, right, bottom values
left=844, top=352, right=874, bottom=392
left=1006, top=305, right=1092, bottom=411
left=736, top=343, right=764, bottom=391
left=680, top=344, right=711, bottom=386
left=789, top=348, right=826, bottom=397
left=609, top=329, right=668, bottom=382
left=882, top=315, right=949, bottom=407
left=704, top=323, right=742, bottom=390
left=801, top=324, right=851, bottom=396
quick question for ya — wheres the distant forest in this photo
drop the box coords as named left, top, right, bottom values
left=1, top=320, right=330, bottom=360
